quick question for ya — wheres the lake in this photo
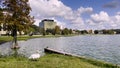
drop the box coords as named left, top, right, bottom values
left=0, top=35, right=120, bottom=64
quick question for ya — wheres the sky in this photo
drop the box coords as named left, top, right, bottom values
left=29, top=0, right=120, bottom=30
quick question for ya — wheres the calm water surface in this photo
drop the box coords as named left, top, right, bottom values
left=0, top=35, right=120, bottom=64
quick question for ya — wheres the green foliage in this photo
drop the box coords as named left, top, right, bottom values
left=2, top=0, right=34, bottom=45
left=0, top=8, right=4, bottom=24
left=46, top=29, right=55, bottom=35
left=55, top=26, right=61, bottom=35
left=80, top=30, right=88, bottom=34
left=69, top=29, right=73, bottom=34
left=94, top=29, right=115, bottom=34
left=94, top=30, right=99, bottom=34
left=3, top=0, right=34, bottom=33
left=107, top=30, right=114, bottom=34
left=62, top=28, right=69, bottom=35
left=43, top=29, right=46, bottom=36
left=30, top=25, right=41, bottom=35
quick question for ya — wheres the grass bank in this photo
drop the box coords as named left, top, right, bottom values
left=0, top=34, right=77, bottom=44
left=0, top=53, right=119, bottom=68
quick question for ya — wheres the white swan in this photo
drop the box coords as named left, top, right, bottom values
left=29, top=50, right=41, bottom=60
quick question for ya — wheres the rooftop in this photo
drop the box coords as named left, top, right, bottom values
left=42, top=19, right=54, bottom=22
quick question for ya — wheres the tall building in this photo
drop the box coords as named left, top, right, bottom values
left=39, top=19, right=57, bottom=30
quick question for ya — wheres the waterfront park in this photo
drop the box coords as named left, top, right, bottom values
left=0, top=0, right=120, bottom=68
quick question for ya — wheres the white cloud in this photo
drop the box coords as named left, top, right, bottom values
left=29, top=0, right=73, bottom=19
left=29, top=0, right=93, bottom=29
left=86, top=19, right=95, bottom=26
left=54, top=19, right=66, bottom=29
left=86, top=11, right=120, bottom=30
left=77, top=7, right=93, bottom=16
left=111, top=14, right=120, bottom=28
left=91, top=11, right=110, bottom=22
left=29, top=0, right=120, bottom=30
left=117, top=12, right=120, bottom=15
left=34, top=19, right=41, bottom=26
left=115, top=15, right=120, bottom=22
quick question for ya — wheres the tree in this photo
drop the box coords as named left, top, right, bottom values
left=54, top=26, right=61, bottom=35
left=88, top=30, right=92, bottom=34
left=43, top=28, right=46, bottom=36
left=0, top=8, right=3, bottom=31
left=69, top=29, right=73, bottom=34
left=46, top=29, right=55, bottom=35
left=94, top=30, right=98, bottom=34
left=28, top=25, right=41, bottom=35
left=0, top=9, right=3, bottom=24
left=3, top=0, right=34, bottom=49
left=62, top=28, right=69, bottom=35
left=46, top=29, right=52, bottom=35
left=80, top=30, right=88, bottom=34
left=107, top=30, right=114, bottom=34
left=102, top=30, right=107, bottom=34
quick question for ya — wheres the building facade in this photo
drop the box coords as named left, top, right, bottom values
left=39, top=19, right=57, bottom=30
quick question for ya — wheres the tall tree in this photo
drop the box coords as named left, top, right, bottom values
left=3, top=0, right=34, bottom=49
left=55, top=26, right=61, bottom=35
left=0, top=8, right=4, bottom=25
left=62, top=28, right=69, bottom=35
left=69, top=29, right=73, bottom=34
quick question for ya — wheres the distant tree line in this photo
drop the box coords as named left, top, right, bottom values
left=27, top=25, right=120, bottom=36
left=94, top=29, right=120, bottom=34
left=76, top=29, right=120, bottom=35
left=25, top=25, right=73, bottom=36
left=42, top=26, right=73, bottom=35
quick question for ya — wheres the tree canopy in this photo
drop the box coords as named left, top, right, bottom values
left=2, top=0, right=34, bottom=32
left=0, top=0, right=34, bottom=48
left=55, top=26, right=61, bottom=34
left=0, top=8, right=4, bottom=24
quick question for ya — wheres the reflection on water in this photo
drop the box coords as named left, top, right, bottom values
left=0, top=35, right=120, bottom=64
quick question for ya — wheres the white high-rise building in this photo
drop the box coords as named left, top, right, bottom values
left=39, top=19, right=57, bottom=30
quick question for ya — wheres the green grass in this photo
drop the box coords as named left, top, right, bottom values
left=0, top=53, right=119, bottom=68
left=0, top=35, right=50, bottom=43
left=0, top=34, right=77, bottom=44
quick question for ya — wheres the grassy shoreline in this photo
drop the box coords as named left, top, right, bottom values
left=0, top=34, right=77, bottom=39
left=1, top=34, right=118, bottom=43
left=0, top=53, right=119, bottom=68
left=0, top=34, right=78, bottom=44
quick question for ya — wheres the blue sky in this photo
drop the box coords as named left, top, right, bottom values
left=59, top=0, right=120, bottom=30
left=1, top=0, right=120, bottom=30
left=61, top=0, right=120, bottom=14
left=3, top=0, right=120, bottom=30
left=61, top=0, right=120, bottom=23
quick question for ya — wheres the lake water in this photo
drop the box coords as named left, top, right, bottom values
left=0, top=35, right=120, bottom=64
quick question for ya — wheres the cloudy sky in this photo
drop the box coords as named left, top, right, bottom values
left=29, top=0, right=120, bottom=30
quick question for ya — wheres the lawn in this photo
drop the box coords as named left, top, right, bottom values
left=0, top=35, right=77, bottom=44
left=0, top=53, right=119, bottom=68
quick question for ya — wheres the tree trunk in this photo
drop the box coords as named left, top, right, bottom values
left=11, top=25, right=19, bottom=49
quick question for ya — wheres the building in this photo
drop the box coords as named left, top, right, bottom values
left=39, top=19, right=57, bottom=30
